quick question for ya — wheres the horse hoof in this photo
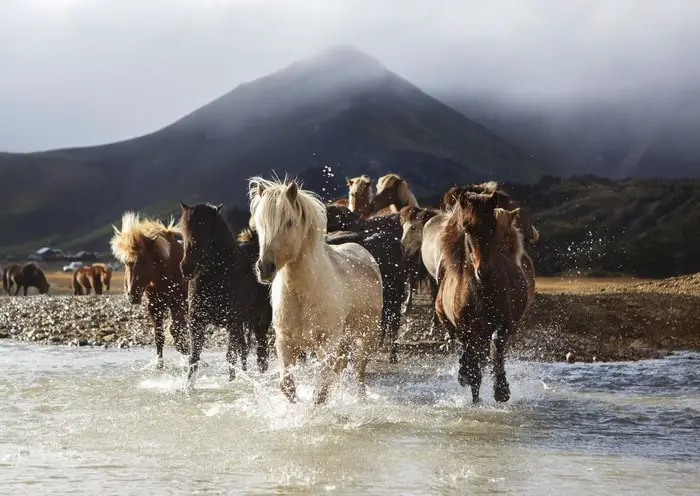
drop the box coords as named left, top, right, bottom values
left=281, top=377, right=297, bottom=403
left=458, top=368, right=470, bottom=387
left=389, top=353, right=398, bottom=365
left=156, top=359, right=164, bottom=370
left=257, top=360, right=269, bottom=374
left=494, top=383, right=511, bottom=403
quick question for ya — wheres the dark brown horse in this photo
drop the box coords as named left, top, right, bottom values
left=435, top=192, right=530, bottom=404
left=2, top=263, right=50, bottom=296
left=326, top=204, right=405, bottom=363
left=399, top=205, right=439, bottom=314
left=441, top=181, right=539, bottom=245
left=110, top=212, right=189, bottom=365
left=71, top=265, right=105, bottom=295
left=179, top=202, right=272, bottom=385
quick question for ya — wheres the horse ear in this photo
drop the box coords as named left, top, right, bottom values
left=180, top=200, right=191, bottom=210
left=346, top=177, right=353, bottom=187
left=215, top=203, right=224, bottom=213
left=287, top=182, right=298, bottom=202
left=508, top=208, right=521, bottom=224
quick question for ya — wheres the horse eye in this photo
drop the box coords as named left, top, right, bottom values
left=286, top=220, right=293, bottom=229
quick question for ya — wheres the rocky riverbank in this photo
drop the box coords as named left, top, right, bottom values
left=1, top=275, right=700, bottom=363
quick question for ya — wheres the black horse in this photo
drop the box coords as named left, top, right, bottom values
left=326, top=205, right=405, bottom=363
left=179, top=202, right=271, bottom=384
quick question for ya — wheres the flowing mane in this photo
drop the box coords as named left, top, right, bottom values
left=110, top=212, right=179, bottom=264
left=248, top=176, right=327, bottom=244
left=494, top=208, right=525, bottom=266
left=440, top=206, right=469, bottom=271
left=376, top=173, right=418, bottom=207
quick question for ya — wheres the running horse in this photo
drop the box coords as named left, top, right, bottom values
left=179, top=202, right=272, bottom=385
left=434, top=192, right=530, bottom=404
left=249, top=177, right=383, bottom=405
left=110, top=212, right=189, bottom=365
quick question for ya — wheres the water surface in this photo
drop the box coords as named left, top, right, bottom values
left=1, top=341, right=698, bottom=495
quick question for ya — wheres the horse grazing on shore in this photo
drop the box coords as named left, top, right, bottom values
left=91, top=263, right=113, bottom=292
left=2, top=263, right=50, bottom=296
left=249, top=177, right=383, bottom=405
left=399, top=205, right=439, bottom=313
left=110, top=212, right=189, bottom=365
left=435, top=192, right=529, bottom=404
left=71, top=265, right=105, bottom=295
left=442, top=181, right=539, bottom=245
left=179, top=202, right=271, bottom=385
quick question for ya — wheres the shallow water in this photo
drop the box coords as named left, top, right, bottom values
left=1, top=341, right=698, bottom=495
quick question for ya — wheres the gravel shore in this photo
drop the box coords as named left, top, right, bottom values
left=1, top=275, right=700, bottom=363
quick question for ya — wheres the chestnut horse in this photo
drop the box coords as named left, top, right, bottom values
left=71, top=265, right=105, bottom=295
left=441, top=181, right=539, bottom=245
left=326, top=205, right=406, bottom=363
left=179, top=202, right=272, bottom=385
left=3, top=263, right=50, bottom=296
left=435, top=192, right=529, bottom=404
left=110, top=212, right=189, bottom=365
left=91, top=263, right=113, bottom=291
left=249, top=177, right=383, bottom=405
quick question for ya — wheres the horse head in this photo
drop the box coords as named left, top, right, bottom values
left=456, top=192, right=499, bottom=281
left=179, top=201, right=230, bottom=280
left=249, top=177, right=325, bottom=284
left=346, top=175, right=374, bottom=217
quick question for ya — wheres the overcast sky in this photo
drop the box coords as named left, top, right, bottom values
left=1, top=0, right=698, bottom=152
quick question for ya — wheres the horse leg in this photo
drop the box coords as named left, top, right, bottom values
left=187, top=318, right=207, bottom=385
left=313, top=342, right=351, bottom=405
left=354, top=319, right=379, bottom=400
left=225, top=319, right=247, bottom=381
left=148, top=301, right=166, bottom=369
left=22, top=285, right=27, bottom=296
left=276, top=334, right=299, bottom=403
left=252, top=320, right=269, bottom=373
left=169, top=305, right=190, bottom=356
left=458, top=342, right=483, bottom=404
left=491, top=323, right=511, bottom=403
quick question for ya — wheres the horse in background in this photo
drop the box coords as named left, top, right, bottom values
left=442, top=181, right=539, bottom=245
left=435, top=192, right=530, bottom=404
left=110, top=212, right=189, bottom=365
left=91, top=263, right=113, bottom=292
left=3, top=263, right=50, bottom=296
left=71, top=265, right=105, bottom=295
left=346, top=173, right=419, bottom=219
left=249, top=177, right=383, bottom=405
left=399, top=205, right=439, bottom=314
left=179, top=202, right=271, bottom=385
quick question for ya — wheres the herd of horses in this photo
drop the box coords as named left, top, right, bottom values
left=103, top=172, right=538, bottom=405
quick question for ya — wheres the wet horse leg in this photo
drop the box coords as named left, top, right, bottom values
left=458, top=336, right=483, bottom=404
left=276, top=333, right=299, bottom=403
left=491, top=323, right=511, bottom=403
left=187, top=316, right=207, bottom=385
left=148, top=299, right=167, bottom=369
left=313, top=340, right=351, bottom=405
left=225, top=318, right=248, bottom=381
left=169, top=303, right=190, bottom=356
left=252, top=319, right=269, bottom=373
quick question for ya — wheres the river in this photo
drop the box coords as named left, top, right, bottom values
left=1, top=341, right=698, bottom=495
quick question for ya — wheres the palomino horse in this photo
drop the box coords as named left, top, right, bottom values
left=442, top=181, right=539, bottom=245
left=419, top=210, right=452, bottom=340
left=435, top=192, right=530, bottom=404
left=179, top=202, right=272, bottom=385
left=91, top=263, right=113, bottom=291
left=249, top=177, right=383, bottom=405
left=325, top=206, right=405, bottom=364
left=347, top=173, right=419, bottom=219
left=399, top=205, right=439, bottom=314
left=2, top=263, right=50, bottom=296
left=110, top=212, right=189, bottom=365
left=71, top=265, right=105, bottom=295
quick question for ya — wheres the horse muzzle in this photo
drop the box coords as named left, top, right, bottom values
left=256, top=259, right=277, bottom=284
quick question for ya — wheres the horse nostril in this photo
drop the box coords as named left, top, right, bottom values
left=265, top=262, right=276, bottom=275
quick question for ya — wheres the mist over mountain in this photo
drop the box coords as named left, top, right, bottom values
left=443, top=88, right=700, bottom=179
left=0, top=46, right=540, bottom=252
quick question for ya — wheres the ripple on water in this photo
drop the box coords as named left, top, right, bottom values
left=0, top=341, right=698, bottom=495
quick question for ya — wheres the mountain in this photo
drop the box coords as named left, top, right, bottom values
left=0, top=46, right=542, bottom=253
left=444, top=90, right=700, bottom=179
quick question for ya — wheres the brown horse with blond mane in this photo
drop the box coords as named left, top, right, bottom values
left=110, top=212, right=189, bottom=365
left=346, top=173, right=419, bottom=219
left=435, top=192, right=530, bottom=404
